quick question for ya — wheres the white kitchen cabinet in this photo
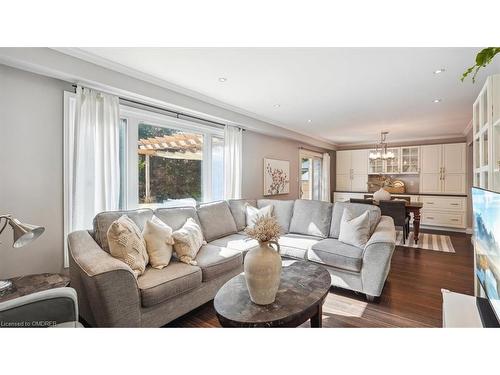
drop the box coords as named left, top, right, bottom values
left=336, top=149, right=368, bottom=192
left=336, top=150, right=352, bottom=175
left=368, top=146, right=417, bottom=175
left=420, top=143, right=466, bottom=194
left=419, top=195, right=467, bottom=229
left=368, top=151, right=384, bottom=174
left=420, top=144, right=442, bottom=193
left=384, top=148, right=400, bottom=174
left=401, top=146, right=420, bottom=174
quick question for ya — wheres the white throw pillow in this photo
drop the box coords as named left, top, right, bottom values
left=245, top=204, right=274, bottom=228
left=142, top=216, right=175, bottom=269
left=338, top=208, right=370, bottom=249
left=172, top=218, right=206, bottom=265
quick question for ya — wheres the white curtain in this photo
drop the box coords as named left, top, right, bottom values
left=223, top=125, right=243, bottom=199
left=321, top=152, right=331, bottom=202
left=69, top=86, right=121, bottom=231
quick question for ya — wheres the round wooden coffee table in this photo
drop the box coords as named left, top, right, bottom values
left=214, top=260, right=331, bottom=328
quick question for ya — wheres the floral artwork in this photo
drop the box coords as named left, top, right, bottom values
left=264, top=158, right=290, bottom=196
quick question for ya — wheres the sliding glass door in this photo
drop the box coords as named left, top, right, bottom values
left=300, top=151, right=323, bottom=200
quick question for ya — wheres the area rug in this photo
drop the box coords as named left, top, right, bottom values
left=395, top=231, right=455, bottom=253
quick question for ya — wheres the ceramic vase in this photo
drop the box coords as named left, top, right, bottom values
left=373, top=187, right=391, bottom=202
left=244, top=240, right=282, bottom=305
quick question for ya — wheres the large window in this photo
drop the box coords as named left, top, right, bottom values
left=138, top=123, right=203, bottom=204
left=121, top=106, right=225, bottom=209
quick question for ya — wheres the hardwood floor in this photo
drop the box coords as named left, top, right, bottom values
left=166, top=229, right=474, bottom=328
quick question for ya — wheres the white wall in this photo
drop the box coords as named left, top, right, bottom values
left=0, top=64, right=73, bottom=278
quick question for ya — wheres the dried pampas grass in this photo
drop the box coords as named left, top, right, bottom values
left=244, top=216, right=281, bottom=243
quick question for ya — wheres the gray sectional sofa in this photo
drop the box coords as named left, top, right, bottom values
left=68, top=199, right=396, bottom=327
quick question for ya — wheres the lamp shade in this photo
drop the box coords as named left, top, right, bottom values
left=8, top=218, right=45, bottom=248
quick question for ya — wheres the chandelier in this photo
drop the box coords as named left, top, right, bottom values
left=368, top=131, right=395, bottom=160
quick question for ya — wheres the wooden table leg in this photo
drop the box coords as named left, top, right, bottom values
left=413, top=208, right=421, bottom=244
left=310, top=304, right=322, bottom=328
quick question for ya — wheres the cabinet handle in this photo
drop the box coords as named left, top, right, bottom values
left=427, top=216, right=434, bottom=220
left=450, top=203, right=459, bottom=206
left=427, top=202, right=434, bottom=204
left=451, top=219, right=459, bottom=222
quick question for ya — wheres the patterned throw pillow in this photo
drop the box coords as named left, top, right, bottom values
left=245, top=204, right=274, bottom=229
left=142, top=216, right=175, bottom=269
left=172, top=218, right=205, bottom=265
left=107, top=215, right=149, bottom=277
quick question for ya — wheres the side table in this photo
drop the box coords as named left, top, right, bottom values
left=0, top=273, right=70, bottom=302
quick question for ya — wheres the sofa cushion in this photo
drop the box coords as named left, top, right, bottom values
left=197, top=201, right=238, bottom=242
left=288, top=200, right=332, bottom=238
left=195, top=244, right=243, bottom=281
left=209, top=233, right=258, bottom=254
left=278, top=233, right=322, bottom=260
left=308, top=238, right=363, bottom=272
left=228, top=199, right=257, bottom=231
left=93, top=208, right=153, bottom=253
left=154, top=207, right=200, bottom=231
left=257, top=199, right=294, bottom=233
left=330, top=202, right=381, bottom=239
left=137, top=262, right=202, bottom=307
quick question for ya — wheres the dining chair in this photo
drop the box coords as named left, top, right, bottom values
left=378, top=200, right=410, bottom=244
left=349, top=198, right=374, bottom=205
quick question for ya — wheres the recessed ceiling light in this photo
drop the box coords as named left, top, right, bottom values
left=218, top=77, right=227, bottom=82
left=307, top=119, right=312, bottom=123
left=433, top=68, right=446, bottom=74
left=273, top=104, right=281, bottom=108
left=433, top=99, right=442, bottom=103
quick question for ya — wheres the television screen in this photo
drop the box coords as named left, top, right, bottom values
left=472, top=187, right=500, bottom=322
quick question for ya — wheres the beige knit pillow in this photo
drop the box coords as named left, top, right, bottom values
left=107, top=215, right=149, bottom=277
left=142, top=216, right=174, bottom=269
left=172, top=218, right=205, bottom=265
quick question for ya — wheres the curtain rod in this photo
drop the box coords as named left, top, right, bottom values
left=72, top=84, right=245, bottom=131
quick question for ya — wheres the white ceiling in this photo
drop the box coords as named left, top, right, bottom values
left=62, top=48, right=499, bottom=145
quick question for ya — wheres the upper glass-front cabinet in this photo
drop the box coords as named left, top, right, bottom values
left=368, top=146, right=418, bottom=175
left=368, top=150, right=384, bottom=174
left=385, top=148, right=400, bottom=174
left=401, top=146, right=420, bottom=174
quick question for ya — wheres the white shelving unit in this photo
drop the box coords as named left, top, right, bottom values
left=473, top=74, right=500, bottom=192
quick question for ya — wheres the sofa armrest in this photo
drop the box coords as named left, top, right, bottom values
left=68, top=230, right=141, bottom=327
left=365, top=216, right=396, bottom=248
left=361, top=216, right=396, bottom=297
